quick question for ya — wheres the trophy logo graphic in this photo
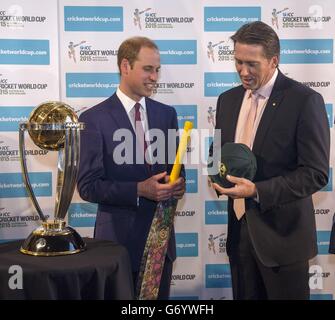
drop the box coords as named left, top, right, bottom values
left=19, top=101, right=86, bottom=256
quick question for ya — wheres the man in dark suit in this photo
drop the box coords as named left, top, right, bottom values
left=77, top=37, right=185, bottom=299
left=211, top=21, right=330, bottom=299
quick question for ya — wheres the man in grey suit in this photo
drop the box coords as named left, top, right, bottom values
left=212, top=21, right=330, bottom=299
left=77, top=37, right=185, bottom=299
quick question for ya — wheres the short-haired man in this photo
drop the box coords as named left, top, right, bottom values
left=78, top=36, right=185, bottom=299
left=212, top=21, right=330, bottom=299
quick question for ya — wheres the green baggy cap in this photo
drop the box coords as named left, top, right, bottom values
left=208, top=142, right=257, bottom=188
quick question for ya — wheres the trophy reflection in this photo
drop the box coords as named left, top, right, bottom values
left=19, top=101, right=86, bottom=256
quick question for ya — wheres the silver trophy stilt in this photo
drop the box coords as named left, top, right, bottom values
left=19, top=101, right=86, bottom=256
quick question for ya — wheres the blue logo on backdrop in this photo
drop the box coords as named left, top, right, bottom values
left=205, top=201, right=228, bottom=224
left=325, top=104, right=333, bottom=128
left=310, top=294, right=333, bottom=300
left=176, top=233, right=198, bottom=257
left=280, top=39, right=333, bottom=64
left=173, top=105, right=197, bottom=129
left=0, top=172, right=52, bottom=198
left=68, top=203, right=97, bottom=227
left=205, top=264, right=232, bottom=288
left=64, top=6, right=123, bottom=31
left=0, top=107, right=33, bottom=132
left=155, top=40, right=197, bottom=65
left=321, top=168, right=332, bottom=192
left=66, top=73, right=119, bottom=97
left=204, top=7, right=261, bottom=31
left=0, top=39, right=49, bottom=65
left=316, top=231, right=331, bottom=255
left=204, top=72, right=240, bottom=97
left=185, top=169, right=198, bottom=193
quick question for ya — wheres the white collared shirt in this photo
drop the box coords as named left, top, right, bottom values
left=116, top=87, right=149, bottom=133
left=116, top=87, right=152, bottom=171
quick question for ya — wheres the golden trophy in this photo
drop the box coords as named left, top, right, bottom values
left=19, top=101, right=86, bottom=256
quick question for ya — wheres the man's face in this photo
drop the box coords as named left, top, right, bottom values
left=121, top=47, right=160, bottom=101
left=234, top=42, right=278, bottom=91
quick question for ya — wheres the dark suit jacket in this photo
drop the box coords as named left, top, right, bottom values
left=215, top=70, right=330, bottom=267
left=77, top=93, right=179, bottom=272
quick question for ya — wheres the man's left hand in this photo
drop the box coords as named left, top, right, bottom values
left=212, top=175, right=257, bottom=199
left=165, top=176, right=186, bottom=200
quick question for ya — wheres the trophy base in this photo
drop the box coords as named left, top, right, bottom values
left=20, top=221, right=86, bottom=256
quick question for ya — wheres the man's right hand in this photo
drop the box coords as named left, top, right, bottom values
left=137, top=172, right=176, bottom=202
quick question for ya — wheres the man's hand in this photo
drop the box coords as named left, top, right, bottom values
left=212, top=175, right=257, bottom=199
left=137, top=172, right=175, bottom=202
left=165, top=176, right=186, bottom=200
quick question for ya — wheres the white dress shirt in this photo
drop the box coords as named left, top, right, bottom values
left=116, top=87, right=149, bottom=133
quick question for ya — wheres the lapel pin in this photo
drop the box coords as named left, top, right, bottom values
left=272, top=102, right=276, bottom=107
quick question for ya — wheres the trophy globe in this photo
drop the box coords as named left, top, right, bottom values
left=19, top=101, right=86, bottom=256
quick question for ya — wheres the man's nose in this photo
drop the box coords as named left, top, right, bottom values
left=149, top=71, right=159, bottom=82
left=238, top=64, right=249, bottom=76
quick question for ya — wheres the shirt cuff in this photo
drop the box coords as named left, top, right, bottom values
left=254, top=191, right=260, bottom=203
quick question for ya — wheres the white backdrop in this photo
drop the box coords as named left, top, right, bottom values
left=0, top=0, right=334, bottom=300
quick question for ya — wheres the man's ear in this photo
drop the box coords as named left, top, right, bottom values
left=120, top=58, right=130, bottom=75
left=271, top=55, right=279, bottom=68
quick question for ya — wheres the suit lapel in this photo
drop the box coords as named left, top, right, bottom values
left=146, top=98, right=160, bottom=175
left=105, top=93, right=135, bottom=135
left=223, top=87, right=245, bottom=143
left=145, top=98, right=157, bottom=131
left=106, top=94, right=152, bottom=176
left=252, top=71, right=286, bottom=153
